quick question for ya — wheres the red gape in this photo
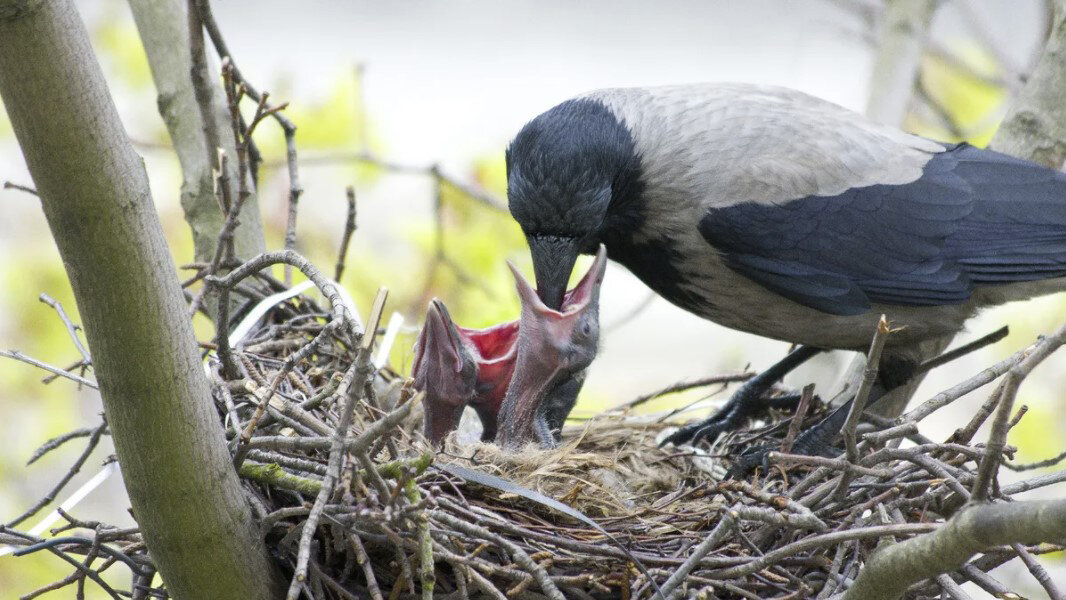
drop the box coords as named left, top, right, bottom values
left=412, top=246, right=607, bottom=449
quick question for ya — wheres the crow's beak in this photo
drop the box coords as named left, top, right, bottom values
left=497, top=246, right=607, bottom=449
left=413, top=299, right=476, bottom=445
left=527, top=234, right=580, bottom=310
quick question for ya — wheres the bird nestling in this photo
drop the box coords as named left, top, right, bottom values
left=497, top=245, right=606, bottom=449
left=413, top=246, right=606, bottom=449
left=411, top=299, right=517, bottom=445
left=506, top=82, right=1066, bottom=465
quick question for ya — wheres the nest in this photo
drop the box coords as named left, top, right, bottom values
left=188, top=278, right=1066, bottom=599
left=7, top=261, right=1066, bottom=600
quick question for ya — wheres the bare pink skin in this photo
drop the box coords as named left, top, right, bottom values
left=413, top=245, right=606, bottom=448
left=412, top=300, right=477, bottom=445
left=496, top=245, right=607, bottom=450
left=412, top=300, right=519, bottom=445
left=459, top=321, right=518, bottom=441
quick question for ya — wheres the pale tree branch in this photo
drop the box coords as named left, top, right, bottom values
left=0, top=1, right=283, bottom=597
left=865, top=0, right=938, bottom=126
left=127, top=0, right=266, bottom=267
left=990, top=0, right=1066, bottom=169
left=843, top=499, right=1066, bottom=600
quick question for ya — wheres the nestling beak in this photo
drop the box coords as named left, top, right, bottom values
left=497, top=245, right=607, bottom=449
left=528, top=234, right=580, bottom=310
left=412, top=299, right=477, bottom=445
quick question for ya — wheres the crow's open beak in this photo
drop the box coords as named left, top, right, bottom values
left=497, top=246, right=607, bottom=449
left=412, top=299, right=477, bottom=445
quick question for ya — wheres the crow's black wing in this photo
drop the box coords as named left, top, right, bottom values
left=699, top=144, right=1066, bottom=315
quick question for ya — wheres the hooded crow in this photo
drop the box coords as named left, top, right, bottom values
left=506, top=83, right=1066, bottom=462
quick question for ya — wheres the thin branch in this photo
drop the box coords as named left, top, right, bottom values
left=972, top=322, right=1066, bottom=502
left=608, top=372, right=755, bottom=413
left=5, top=423, right=107, bottom=528
left=3, top=180, right=38, bottom=195
left=0, top=350, right=98, bottom=389
left=335, top=185, right=358, bottom=282
left=38, top=294, right=90, bottom=362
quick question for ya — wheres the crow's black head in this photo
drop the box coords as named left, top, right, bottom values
left=506, top=98, right=642, bottom=308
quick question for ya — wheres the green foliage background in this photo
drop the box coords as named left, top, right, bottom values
left=0, top=11, right=1063, bottom=598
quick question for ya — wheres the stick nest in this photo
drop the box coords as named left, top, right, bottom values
left=207, top=281, right=1062, bottom=599
left=9, top=272, right=1066, bottom=600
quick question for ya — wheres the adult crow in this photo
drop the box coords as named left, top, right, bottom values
left=505, top=83, right=1066, bottom=463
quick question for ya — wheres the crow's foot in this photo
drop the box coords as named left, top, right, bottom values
left=659, top=346, right=823, bottom=448
left=724, top=394, right=860, bottom=478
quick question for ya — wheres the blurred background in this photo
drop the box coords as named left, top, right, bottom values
left=1, top=0, right=1063, bottom=596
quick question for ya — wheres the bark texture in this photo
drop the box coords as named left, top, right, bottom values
left=991, top=0, right=1066, bottom=169
left=127, top=0, right=266, bottom=265
left=843, top=499, right=1066, bottom=600
left=0, top=2, right=282, bottom=597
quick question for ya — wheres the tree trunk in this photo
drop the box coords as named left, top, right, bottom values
left=0, top=2, right=283, bottom=598
left=865, top=0, right=938, bottom=126
left=990, top=0, right=1066, bottom=168
left=127, top=0, right=267, bottom=267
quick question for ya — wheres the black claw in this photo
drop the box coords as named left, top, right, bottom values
left=721, top=350, right=927, bottom=478
left=660, top=346, right=824, bottom=448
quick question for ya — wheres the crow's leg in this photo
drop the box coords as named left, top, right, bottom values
left=660, top=345, right=824, bottom=448
left=727, top=353, right=919, bottom=477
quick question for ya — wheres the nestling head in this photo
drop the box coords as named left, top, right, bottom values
left=496, top=245, right=608, bottom=449
left=412, top=299, right=478, bottom=445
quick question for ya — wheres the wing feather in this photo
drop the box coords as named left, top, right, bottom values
left=700, top=144, right=1066, bottom=315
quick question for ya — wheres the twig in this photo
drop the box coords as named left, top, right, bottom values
left=0, top=350, right=98, bottom=389
left=3, top=180, right=38, bottom=195
left=430, top=511, right=566, bottom=600
left=186, top=0, right=224, bottom=202
left=609, top=371, right=754, bottom=413
left=5, top=423, right=107, bottom=528
left=902, top=346, right=1027, bottom=424
left=834, top=316, right=891, bottom=500
left=1004, top=447, right=1066, bottom=471
left=913, top=326, right=1009, bottom=376
left=39, top=294, right=90, bottom=362
left=658, top=509, right=736, bottom=598
left=1012, top=542, right=1065, bottom=600
left=11, top=536, right=149, bottom=577
left=972, top=322, right=1066, bottom=502
left=192, top=0, right=303, bottom=285
left=768, top=452, right=893, bottom=478
left=703, top=523, right=936, bottom=579
left=287, top=348, right=374, bottom=598
left=335, top=185, right=358, bottom=282
left=843, top=498, right=1066, bottom=600
left=780, top=383, right=816, bottom=454
left=27, top=426, right=99, bottom=466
